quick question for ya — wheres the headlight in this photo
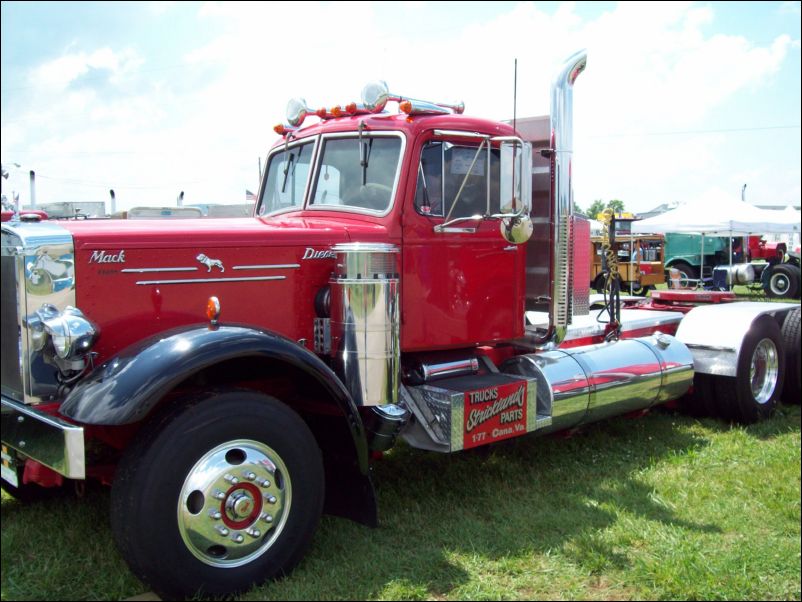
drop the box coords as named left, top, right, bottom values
left=43, top=306, right=98, bottom=359
left=26, top=305, right=98, bottom=360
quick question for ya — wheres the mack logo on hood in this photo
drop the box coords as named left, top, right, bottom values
left=89, top=250, right=126, bottom=264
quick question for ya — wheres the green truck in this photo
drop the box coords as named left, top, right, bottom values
left=663, top=233, right=734, bottom=282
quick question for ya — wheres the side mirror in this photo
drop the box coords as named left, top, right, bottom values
left=497, top=138, right=533, bottom=243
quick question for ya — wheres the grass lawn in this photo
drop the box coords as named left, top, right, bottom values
left=2, top=404, right=800, bottom=601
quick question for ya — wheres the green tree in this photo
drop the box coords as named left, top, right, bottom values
left=573, top=201, right=586, bottom=216
left=586, top=199, right=626, bottom=219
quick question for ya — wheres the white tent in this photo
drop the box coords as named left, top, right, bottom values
left=632, top=196, right=777, bottom=236
left=756, top=205, right=801, bottom=234
left=632, top=195, right=798, bottom=287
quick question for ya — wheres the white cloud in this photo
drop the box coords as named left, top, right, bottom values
left=29, top=47, right=143, bottom=91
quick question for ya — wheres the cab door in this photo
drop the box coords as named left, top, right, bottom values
left=400, top=139, right=525, bottom=351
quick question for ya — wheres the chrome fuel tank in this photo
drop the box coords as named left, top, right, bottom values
left=502, top=333, right=693, bottom=433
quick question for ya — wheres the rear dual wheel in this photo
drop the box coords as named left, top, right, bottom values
left=714, top=316, right=785, bottom=423
left=781, top=308, right=801, bottom=404
left=111, top=390, right=324, bottom=599
left=684, top=316, right=786, bottom=423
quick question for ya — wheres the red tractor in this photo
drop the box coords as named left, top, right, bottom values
left=748, top=235, right=801, bottom=299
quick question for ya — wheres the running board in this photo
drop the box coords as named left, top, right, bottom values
left=401, top=373, right=550, bottom=453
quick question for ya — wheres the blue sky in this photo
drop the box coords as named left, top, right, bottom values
left=1, top=1, right=800, bottom=214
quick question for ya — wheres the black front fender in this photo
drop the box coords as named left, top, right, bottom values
left=61, top=325, right=369, bottom=474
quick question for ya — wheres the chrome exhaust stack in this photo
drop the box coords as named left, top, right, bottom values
left=533, top=49, right=587, bottom=346
left=329, top=243, right=400, bottom=407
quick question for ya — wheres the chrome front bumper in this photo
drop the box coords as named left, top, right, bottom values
left=1, top=396, right=85, bottom=479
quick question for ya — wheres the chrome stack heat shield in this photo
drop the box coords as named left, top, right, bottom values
left=329, top=243, right=400, bottom=406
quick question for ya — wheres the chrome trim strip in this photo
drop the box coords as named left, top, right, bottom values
left=121, top=267, right=198, bottom=273
left=1, top=395, right=85, bottom=479
left=684, top=343, right=738, bottom=353
left=232, top=264, right=301, bottom=270
left=525, top=377, right=538, bottom=432
left=439, top=227, right=478, bottom=234
left=136, top=276, right=286, bottom=286
left=433, top=129, right=491, bottom=139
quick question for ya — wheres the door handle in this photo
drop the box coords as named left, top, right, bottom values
left=503, top=245, right=517, bottom=252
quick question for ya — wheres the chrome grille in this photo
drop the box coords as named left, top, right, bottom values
left=1, top=221, right=75, bottom=404
left=1, top=231, right=23, bottom=401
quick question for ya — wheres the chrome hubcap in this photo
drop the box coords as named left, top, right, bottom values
left=770, top=274, right=789, bottom=295
left=750, top=338, right=779, bottom=404
left=178, top=439, right=291, bottom=567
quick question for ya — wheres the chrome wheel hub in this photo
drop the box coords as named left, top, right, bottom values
left=770, top=274, right=789, bottom=295
left=750, top=338, right=779, bottom=404
left=178, top=439, right=291, bottom=567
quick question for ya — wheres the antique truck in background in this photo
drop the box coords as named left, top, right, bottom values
left=2, top=51, right=800, bottom=599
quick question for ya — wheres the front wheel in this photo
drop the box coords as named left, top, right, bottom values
left=111, top=390, right=324, bottom=599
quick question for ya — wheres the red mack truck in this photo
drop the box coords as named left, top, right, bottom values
left=2, top=51, right=800, bottom=599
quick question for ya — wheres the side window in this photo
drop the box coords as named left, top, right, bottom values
left=258, top=142, right=314, bottom=215
left=414, top=141, right=501, bottom=219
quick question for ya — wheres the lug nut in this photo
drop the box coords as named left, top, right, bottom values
left=258, top=478, right=271, bottom=488
left=213, top=489, right=226, bottom=500
left=243, top=471, right=256, bottom=481
left=261, top=513, right=273, bottom=523
left=224, top=473, right=239, bottom=484
left=215, top=526, right=230, bottom=537
left=247, top=528, right=261, bottom=538
left=209, top=510, right=222, bottom=520
left=265, top=495, right=277, bottom=504
left=231, top=533, right=244, bottom=544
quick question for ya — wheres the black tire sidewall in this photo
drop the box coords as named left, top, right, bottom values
left=111, top=390, right=324, bottom=599
left=781, top=308, right=801, bottom=404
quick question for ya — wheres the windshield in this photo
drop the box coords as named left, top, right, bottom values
left=257, top=141, right=314, bottom=216
left=309, top=135, right=402, bottom=213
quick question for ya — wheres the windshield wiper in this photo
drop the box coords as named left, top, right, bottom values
left=281, top=151, right=295, bottom=194
left=359, top=121, right=373, bottom=185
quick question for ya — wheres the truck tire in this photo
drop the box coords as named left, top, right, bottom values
left=781, top=308, right=801, bottom=404
left=629, top=283, right=651, bottom=296
left=110, top=389, right=324, bottom=600
left=712, top=316, right=785, bottom=424
left=679, top=372, right=718, bottom=417
left=669, top=261, right=697, bottom=288
left=765, top=263, right=799, bottom=299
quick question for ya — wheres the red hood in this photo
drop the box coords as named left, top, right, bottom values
left=61, top=214, right=389, bottom=250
